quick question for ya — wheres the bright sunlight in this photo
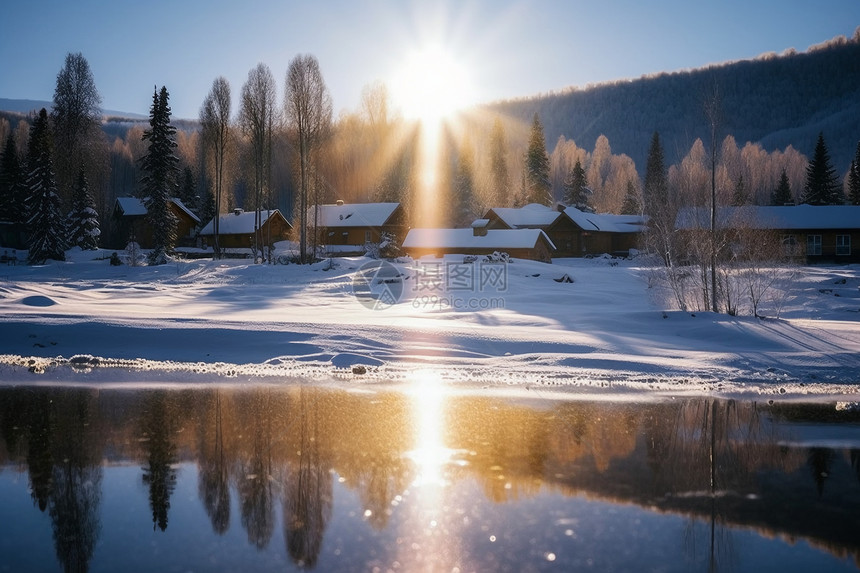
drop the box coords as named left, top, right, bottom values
left=390, top=44, right=476, bottom=124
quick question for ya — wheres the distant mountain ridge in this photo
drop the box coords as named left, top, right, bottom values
left=485, top=34, right=860, bottom=172
left=0, top=98, right=146, bottom=120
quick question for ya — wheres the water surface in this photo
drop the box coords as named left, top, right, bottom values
left=1, top=384, right=859, bottom=572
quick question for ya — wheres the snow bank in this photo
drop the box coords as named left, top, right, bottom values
left=0, top=250, right=858, bottom=398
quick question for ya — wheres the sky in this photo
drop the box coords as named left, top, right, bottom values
left=2, top=0, right=859, bottom=120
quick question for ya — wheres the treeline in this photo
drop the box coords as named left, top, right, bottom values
left=2, top=34, right=859, bottom=262
left=487, top=29, right=860, bottom=174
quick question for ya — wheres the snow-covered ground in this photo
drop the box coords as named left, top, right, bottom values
left=0, top=247, right=859, bottom=399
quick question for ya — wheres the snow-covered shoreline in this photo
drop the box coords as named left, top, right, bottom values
left=1, top=248, right=859, bottom=399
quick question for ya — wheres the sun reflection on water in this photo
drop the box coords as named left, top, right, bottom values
left=406, top=370, right=451, bottom=488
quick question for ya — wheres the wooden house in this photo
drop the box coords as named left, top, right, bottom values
left=113, top=197, right=199, bottom=249
left=675, top=205, right=860, bottom=263
left=484, top=203, right=646, bottom=257
left=199, top=208, right=292, bottom=249
left=309, top=201, right=406, bottom=255
left=402, top=222, right=556, bottom=262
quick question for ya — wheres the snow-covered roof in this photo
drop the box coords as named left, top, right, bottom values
left=310, top=202, right=400, bottom=228
left=115, top=197, right=147, bottom=217
left=171, top=198, right=200, bottom=223
left=403, top=228, right=556, bottom=251
left=675, top=205, right=860, bottom=231
left=114, top=196, right=200, bottom=223
left=200, top=209, right=286, bottom=235
left=563, top=206, right=647, bottom=233
left=487, top=203, right=646, bottom=234
left=488, top=203, right=561, bottom=228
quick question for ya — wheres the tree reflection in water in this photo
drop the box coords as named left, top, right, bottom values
left=283, top=387, right=332, bottom=568
left=0, top=385, right=859, bottom=572
left=197, top=389, right=231, bottom=534
left=140, top=391, right=178, bottom=532
left=235, top=389, right=277, bottom=548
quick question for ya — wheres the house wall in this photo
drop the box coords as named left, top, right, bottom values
left=317, top=217, right=408, bottom=249
left=113, top=203, right=197, bottom=249
left=782, top=230, right=860, bottom=262
left=202, top=215, right=292, bottom=249
left=403, top=243, right=552, bottom=263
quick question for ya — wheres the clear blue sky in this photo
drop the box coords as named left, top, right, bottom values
left=2, top=0, right=858, bottom=119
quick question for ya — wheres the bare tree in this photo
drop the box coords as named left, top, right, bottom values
left=51, top=52, right=106, bottom=211
left=285, top=54, right=333, bottom=263
left=240, top=64, right=278, bottom=262
left=703, top=80, right=722, bottom=313
left=200, top=77, right=231, bottom=259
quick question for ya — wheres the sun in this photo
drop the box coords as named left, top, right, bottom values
left=390, top=44, right=476, bottom=124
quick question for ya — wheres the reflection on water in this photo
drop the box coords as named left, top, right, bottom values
left=1, top=385, right=859, bottom=572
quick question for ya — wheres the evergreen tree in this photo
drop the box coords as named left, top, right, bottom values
left=848, top=141, right=860, bottom=206
left=139, top=87, right=179, bottom=264
left=643, top=131, right=668, bottom=211
left=731, top=174, right=750, bottom=206
left=452, top=141, right=476, bottom=226
left=488, top=117, right=509, bottom=207
left=524, top=113, right=552, bottom=206
left=67, top=168, right=100, bottom=250
left=0, top=133, right=28, bottom=226
left=771, top=168, right=794, bottom=205
left=801, top=132, right=842, bottom=205
left=620, top=180, right=642, bottom=215
left=562, top=159, right=592, bottom=212
left=26, top=109, right=67, bottom=264
left=199, top=186, right=216, bottom=233
left=178, top=166, right=198, bottom=215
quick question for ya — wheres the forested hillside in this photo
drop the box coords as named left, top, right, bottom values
left=487, top=33, right=860, bottom=172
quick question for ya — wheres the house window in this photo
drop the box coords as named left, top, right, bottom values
left=781, top=234, right=798, bottom=256
left=836, top=235, right=851, bottom=256
left=806, top=235, right=822, bottom=256
left=365, top=231, right=372, bottom=243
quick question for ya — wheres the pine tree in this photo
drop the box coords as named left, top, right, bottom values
left=620, top=180, right=642, bottom=215
left=452, top=141, right=476, bottom=226
left=199, top=187, right=216, bottom=233
left=488, top=117, right=509, bottom=206
left=0, top=133, right=28, bottom=226
left=562, top=159, right=592, bottom=212
left=643, top=132, right=668, bottom=211
left=771, top=168, right=794, bottom=205
left=178, top=166, right=198, bottom=215
left=848, top=141, right=860, bottom=206
left=731, top=175, right=750, bottom=206
left=139, top=87, right=179, bottom=264
left=67, top=168, right=100, bottom=250
left=524, top=113, right=552, bottom=206
left=26, top=109, right=67, bottom=264
left=801, top=132, right=842, bottom=205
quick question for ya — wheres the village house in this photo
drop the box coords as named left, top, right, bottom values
left=402, top=220, right=556, bottom=262
left=675, top=204, right=860, bottom=263
left=112, top=197, right=199, bottom=249
left=309, top=201, right=407, bottom=256
left=199, top=208, right=292, bottom=250
left=483, top=203, right=646, bottom=257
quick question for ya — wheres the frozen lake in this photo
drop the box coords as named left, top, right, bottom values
left=1, top=383, right=859, bottom=572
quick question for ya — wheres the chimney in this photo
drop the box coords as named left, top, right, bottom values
left=471, top=218, right=489, bottom=237
left=336, top=199, right=344, bottom=206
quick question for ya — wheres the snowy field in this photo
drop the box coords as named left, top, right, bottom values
left=0, top=247, right=859, bottom=400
